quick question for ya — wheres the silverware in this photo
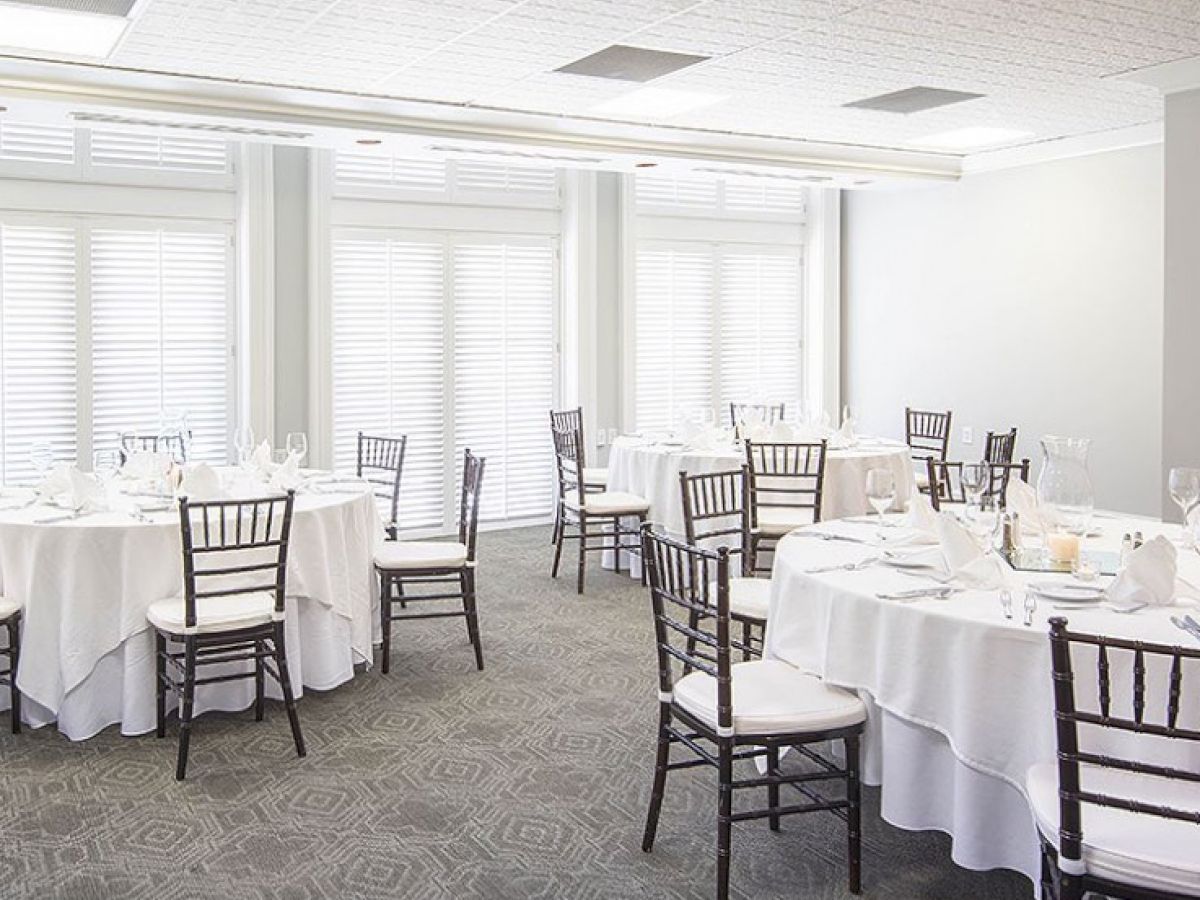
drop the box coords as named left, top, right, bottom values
left=797, top=532, right=871, bottom=545
left=805, top=557, right=879, bottom=574
left=1000, top=590, right=1013, bottom=620
left=876, top=586, right=959, bottom=601
left=1184, top=614, right=1200, bottom=633
left=1170, top=616, right=1200, bottom=643
left=1023, top=590, right=1038, bottom=627
left=34, top=509, right=92, bottom=524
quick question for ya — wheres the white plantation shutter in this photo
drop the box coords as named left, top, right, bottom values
left=722, top=180, right=806, bottom=216
left=453, top=162, right=558, bottom=205
left=0, top=122, right=75, bottom=164
left=635, top=175, right=719, bottom=212
left=89, top=131, right=231, bottom=173
left=718, top=250, right=803, bottom=408
left=0, top=226, right=77, bottom=483
left=635, top=246, right=714, bottom=432
left=334, top=153, right=446, bottom=194
left=331, top=235, right=447, bottom=529
left=453, top=241, right=556, bottom=523
left=90, top=229, right=232, bottom=462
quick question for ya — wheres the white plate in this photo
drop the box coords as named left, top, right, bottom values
left=1029, top=581, right=1105, bottom=604
left=882, top=553, right=943, bottom=571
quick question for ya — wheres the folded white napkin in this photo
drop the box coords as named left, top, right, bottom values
left=179, top=463, right=226, bottom=501
left=906, top=487, right=939, bottom=535
left=935, top=512, right=1015, bottom=590
left=122, top=450, right=170, bottom=481
left=248, top=440, right=274, bottom=476
left=767, top=421, right=796, bottom=442
left=744, top=423, right=771, bottom=442
left=1005, top=478, right=1045, bottom=533
left=37, top=464, right=104, bottom=511
left=827, top=415, right=858, bottom=450
left=1106, top=536, right=1178, bottom=609
left=270, top=452, right=305, bottom=490
left=35, top=462, right=72, bottom=498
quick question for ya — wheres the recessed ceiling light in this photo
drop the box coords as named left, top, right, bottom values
left=907, top=127, right=1035, bottom=151
left=592, top=87, right=726, bottom=118
left=844, top=87, right=984, bottom=114
left=554, top=45, right=708, bottom=82
left=0, top=4, right=130, bottom=57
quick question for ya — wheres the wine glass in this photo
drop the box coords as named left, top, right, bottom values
left=865, top=467, right=896, bottom=527
left=968, top=495, right=1003, bottom=551
left=961, top=463, right=988, bottom=512
left=1168, top=467, right=1200, bottom=545
left=29, top=442, right=54, bottom=478
left=286, top=432, right=308, bottom=466
left=234, top=425, right=255, bottom=465
left=93, top=449, right=120, bottom=483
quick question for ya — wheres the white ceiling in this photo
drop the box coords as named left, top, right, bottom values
left=5, top=0, right=1199, bottom=156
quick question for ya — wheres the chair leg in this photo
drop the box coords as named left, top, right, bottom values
left=846, top=733, right=862, bottom=894
left=767, top=745, right=780, bottom=832
left=576, top=517, right=588, bottom=594
left=550, top=497, right=561, bottom=545
left=155, top=631, right=167, bottom=738
left=551, top=511, right=565, bottom=579
left=636, top=514, right=648, bottom=586
left=716, top=737, right=734, bottom=900
left=7, top=615, right=19, bottom=735
left=273, top=622, right=306, bottom=759
left=461, top=569, right=484, bottom=671
left=175, top=637, right=197, bottom=781
left=254, top=638, right=265, bottom=722
left=1039, top=842, right=1056, bottom=900
left=642, top=704, right=671, bottom=852
left=1060, top=873, right=1083, bottom=900
left=380, top=570, right=392, bottom=675
left=395, top=578, right=407, bottom=610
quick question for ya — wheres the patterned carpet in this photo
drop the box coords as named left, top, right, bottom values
left=0, top=526, right=1032, bottom=899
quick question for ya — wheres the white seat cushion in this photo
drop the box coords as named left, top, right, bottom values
left=755, top=506, right=815, bottom=537
left=707, top=577, right=770, bottom=622
left=0, top=597, right=19, bottom=620
left=375, top=540, right=468, bottom=571
left=674, top=659, right=865, bottom=736
left=1026, top=761, right=1200, bottom=896
left=567, top=490, right=650, bottom=516
left=583, top=466, right=608, bottom=487
left=914, top=470, right=931, bottom=490
left=147, top=591, right=278, bottom=636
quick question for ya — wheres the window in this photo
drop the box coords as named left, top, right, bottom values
left=632, top=174, right=806, bottom=432
left=330, top=232, right=558, bottom=531
left=0, top=222, right=235, bottom=482
left=333, top=152, right=560, bottom=208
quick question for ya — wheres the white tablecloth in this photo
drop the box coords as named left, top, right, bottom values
left=0, top=480, right=382, bottom=740
left=765, top=513, right=1200, bottom=888
left=607, top=435, right=915, bottom=535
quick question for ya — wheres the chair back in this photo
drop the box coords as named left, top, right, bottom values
left=744, top=440, right=827, bottom=527
left=679, top=467, right=752, bottom=577
left=550, top=415, right=587, bottom=507
left=905, top=408, right=952, bottom=462
left=983, top=428, right=1018, bottom=496
left=178, top=492, right=295, bottom=631
left=642, top=525, right=736, bottom=734
left=356, top=432, right=407, bottom=536
left=458, top=449, right=486, bottom=560
left=120, top=430, right=187, bottom=465
left=729, top=402, right=785, bottom=427
left=550, top=406, right=584, bottom=436
left=927, top=458, right=1031, bottom=511
left=1046, top=617, right=1200, bottom=872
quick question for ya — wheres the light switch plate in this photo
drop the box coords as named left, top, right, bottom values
left=962, top=426, right=974, bottom=445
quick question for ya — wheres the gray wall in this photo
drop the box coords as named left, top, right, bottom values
left=272, top=145, right=310, bottom=444
left=842, top=144, right=1164, bottom=515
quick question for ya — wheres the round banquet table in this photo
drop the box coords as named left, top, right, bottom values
left=765, top=513, right=1200, bottom=890
left=606, top=434, right=916, bottom=536
left=0, top=475, right=383, bottom=741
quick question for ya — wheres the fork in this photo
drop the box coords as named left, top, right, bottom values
left=805, top=557, right=879, bottom=574
left=1171, top=616, right=1200, bottom=643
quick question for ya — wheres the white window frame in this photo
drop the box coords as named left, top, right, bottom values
left=312, top=150, right=565, bottom=536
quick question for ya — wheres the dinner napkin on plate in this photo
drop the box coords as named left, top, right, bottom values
left=37, top=465, right=104, bottom=511
left=35, top=462, right=72, bottom=498
left=179, top=463, right=225, bottom=501
left=1005, top=478, right=1045, bottom=533
left=827, top=414, right=858, bottom=450
left=270, top=452, right=305, bottom=491
left=1106, top=536, right=1178, bottom=609
left=247, top=440, right=274, bottom=477
left=934, top=512, right=1015, bottom=590
left=122, top=451, right=170, bottom=481
left=767, top=421, right=796, bottom=442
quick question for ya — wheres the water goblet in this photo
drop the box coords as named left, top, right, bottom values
left=1168, top=466, right=1200, bottom=546
left=865, top=467, right=896, bottom=528
left=286, top=432, right=308, bottom=466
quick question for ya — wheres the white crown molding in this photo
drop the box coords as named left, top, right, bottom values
left=1111, top=55, right=1200, bottom=95
left=959, top=121, right=1163, bottom=175
left=0, top=56, right=962, bottom=184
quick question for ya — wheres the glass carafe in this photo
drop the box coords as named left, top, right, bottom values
left=1036, top=435, right=1094, bottom=535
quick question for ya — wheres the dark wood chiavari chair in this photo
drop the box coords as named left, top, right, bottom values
left=550, top=419, right=649, bottom=593
left=743, top=440, right=827, bottom=575
left=376, top=450, right=486, bottom=672
left=1030, top=618, right=1200, bottom=900
left=356, top=432, right=407, bottom=541
left=0, top=599, right=20, bottom=734
left=926, top=458, right=1031, bottom=511
left=679, top=467, right=767, bottom=660
left=729, top=402, right=786, bottom=427
left=149, top=491, right=304, bottom=780
left=905, top=408, right=952, bottom=493
left=640, top=526, right=866, bottom=900
left=119, top=430, right=188, bottom=465
left=549, top=408, right=607, bottom=544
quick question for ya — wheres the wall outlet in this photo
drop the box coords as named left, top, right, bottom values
left=962, top=426, right=974, bottom=445
left=596, top=429, right=609, bottom=448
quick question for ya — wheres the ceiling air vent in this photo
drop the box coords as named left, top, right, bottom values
left=70, top=112, right=311, bottom=140
left=693, top=166, right=833, bottom=183
left=11, top=0, right=137, bottom=13
left=554, top=44, right=708, bottom=82
left=843, top=86, right=983, bottom=114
